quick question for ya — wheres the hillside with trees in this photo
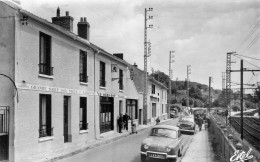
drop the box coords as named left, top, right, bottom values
left=151, top=71, right=221, bottom=107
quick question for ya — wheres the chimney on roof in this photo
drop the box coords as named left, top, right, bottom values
left=113, top=53, right=124, bottom=60
left=77, top=17, right=90, bottom=40
left=133, top=62, right=138, bottom=68
left=57, top=7, right=60, bottom=17
left=52, top=8, right=74, bottom=32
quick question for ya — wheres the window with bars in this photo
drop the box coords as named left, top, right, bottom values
left=79, top=50, right=88, bottom=83
left=100, top=61, right=106, bottom=87
left=119, top=69, right=123, bottom=90
left=39, top=94, right=53, bottom=137
left=39, top=32, right=53, bottom=75
left=79, top=97, right=88, bottom=130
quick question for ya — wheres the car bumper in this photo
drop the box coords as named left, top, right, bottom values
left=140, top=151, right=177, bottom=159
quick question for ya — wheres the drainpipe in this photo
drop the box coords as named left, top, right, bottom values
left=93, top=50, right=99, bottom=139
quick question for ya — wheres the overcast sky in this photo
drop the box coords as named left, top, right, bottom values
left=20, top=0, right=260, bottom=90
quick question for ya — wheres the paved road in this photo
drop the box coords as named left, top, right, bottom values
left=58, top=118, right=194, bottom=162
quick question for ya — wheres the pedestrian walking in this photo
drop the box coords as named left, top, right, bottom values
left=156, top=116, right=160, bottom=125
left=123, top=113, right=130, bottom=131
left=118, top=113, right=123, bottom=133
left=198, top=115, right=204, bottom=131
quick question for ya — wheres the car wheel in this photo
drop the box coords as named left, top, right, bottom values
left=141, top=155, right=146, bottom=162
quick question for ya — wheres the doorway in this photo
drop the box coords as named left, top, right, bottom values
left=0, top=106, right=9, bottom=161
left=100, top=97, right=114, bottom=133
left=63, top=96, right=71, bottom=143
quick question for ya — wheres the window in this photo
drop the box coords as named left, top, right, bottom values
left=162, top=104, right=164, bottom=114
left=152, top=103, right=156, bottom=117
left=39, top=94, right=52, bottom=137
left=152, top=84, right=155, bottom=94
left=39, top=32, right=53, bottom=75
left=119, top=69, right=123, bottom=90
left=100, top=61, right=106, bottom=87
left=162, top=90, right=164, bottom=99
left=79, top=97, right=88, bottom=130
left=79, top=50, right=88, bottom=83
left=126, top=100, right=138, bottom=119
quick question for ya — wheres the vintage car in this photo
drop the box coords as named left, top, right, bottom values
left=177, top=115, right=196, bottom=135
left=140, top=125, right=183, bottom=162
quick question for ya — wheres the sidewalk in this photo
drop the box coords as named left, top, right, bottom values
left=181, top=126, right=215, bottom=162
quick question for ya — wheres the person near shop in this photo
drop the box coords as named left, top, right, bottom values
left=118, top=113, right=123, bottom=133
left=123, top=113, right=130, bottom=131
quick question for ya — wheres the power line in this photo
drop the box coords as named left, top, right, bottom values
left=246, top=31, right=260, bottom=50
left=235, top=54, right=260, bottom=61
left=232, top=54, right=260, bottom=70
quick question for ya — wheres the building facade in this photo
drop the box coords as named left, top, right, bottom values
left=129, top=64, right=168, bottom=125
left=0, top=2, right=139, bottom=162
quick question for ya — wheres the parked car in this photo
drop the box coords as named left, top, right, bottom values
left=140, top=125, right=183, bottom=162
left=170, top=108, right=179, bottom=118
left=177, top=115, right=196, bottom=135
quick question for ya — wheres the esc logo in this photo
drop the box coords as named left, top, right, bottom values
left=230, top=148, right=253, bottom=162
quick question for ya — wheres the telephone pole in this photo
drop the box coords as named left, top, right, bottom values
left=187, top=65, right=191, bottom=107
left=143, top=8, right=153, bottom=125
left=168, top=51, right=175, bottom=117
left=240, top=60, right=244, bottom=140
left=209, top=77, right=213, bottom=111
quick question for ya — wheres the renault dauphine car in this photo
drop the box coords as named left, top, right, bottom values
left=140, top=125, right=183, bottom=162
left=177, top=115, right=196, bottom=135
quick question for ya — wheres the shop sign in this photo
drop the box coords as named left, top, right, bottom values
left=17, top=83, right=95, bottom=95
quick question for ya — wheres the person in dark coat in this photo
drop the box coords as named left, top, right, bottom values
left=123, top=113, right=130, bottom=131
left=198, top=115, right=203, bottom=131
left=118, top=113, right=123, bottom=133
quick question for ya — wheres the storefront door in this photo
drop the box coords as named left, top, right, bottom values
left=100, top=97, right=114, bottom=133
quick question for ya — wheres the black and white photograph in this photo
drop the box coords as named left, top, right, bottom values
left=0, top=0, right=260, bottom=162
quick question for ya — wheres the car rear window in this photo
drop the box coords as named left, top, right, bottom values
left=181, top=117, right=194, bottom=122
left=150, top=128, right=177, bottom=139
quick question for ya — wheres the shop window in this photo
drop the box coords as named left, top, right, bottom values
left=39, top=94, right=53, bottom=137
left=80, top=97, right=88, bottom=130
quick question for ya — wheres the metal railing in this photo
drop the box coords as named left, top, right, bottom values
left=39, top=127, right=53, bottom=138
left=100, top=80, right=106, bottom=87
left=39, top=63, right=53, bottom=76
left=79, top=73, right=88, bottom=83
left=79, top=122, right=88, bottom=130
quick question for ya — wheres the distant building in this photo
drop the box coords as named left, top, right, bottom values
left=128, top=63, right=168, bottom=125
left=0, top=2, right=138, bottom=161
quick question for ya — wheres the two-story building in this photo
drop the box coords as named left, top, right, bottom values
left=128, top=63, right=168, bottom=125
left=0, top=1, right=139, bottom=161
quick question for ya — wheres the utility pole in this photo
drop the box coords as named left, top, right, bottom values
left=187, top=65, right=191, bottom=107
left=240, top=60, right=244, bottom=140
left=168, top=51, right=175, bottom=118
left=143, top=8, right=153, bottom=125
left=175, top=77, right=178, bottom=101
left=209, top=77, right=213, bottom=111
left=226, top=52, right=236, bottom=126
